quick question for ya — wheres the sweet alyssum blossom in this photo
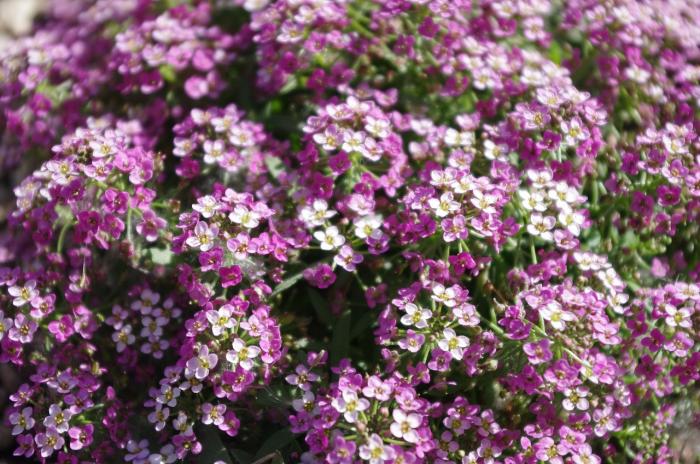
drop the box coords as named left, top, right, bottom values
left=186, top=222, right=219, bottom=251
left=185, top=345, right=218, bottom=380
left=400, top=303, right=432, bottom=329
left=1, top=1, right=698, bottom=462
left=390, top=409, right=421, bottom=443
left=437, top=328, right=470, bottom=360
left=331, top=390, right=370, bottom=423
left=226, top=338, right=261, bottom=370
left=314, top=226, right=346, bottom=250
left=9, top=407, right=35, bottom=435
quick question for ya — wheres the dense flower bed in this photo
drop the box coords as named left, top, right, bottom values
left=1, top=0, right=699, bottom=462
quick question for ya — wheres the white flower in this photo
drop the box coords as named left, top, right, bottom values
left=226, top=338, right=261, bottom=370
left=326, top=103, right=352, bottom=121
left=527, top=213, right=555, bottom=241
left=675, top=282, right=700, bottom=301
left=132, top=289, right=160, bottom=315
left=483, top=139, right=507, bottom=160
left=202, top=139, right=225, bottom=164
left=607, top=292, right=629, bottom=314
left=359, top=137, right=382, bottom=162
left=140, top=315, right=167, bottom=339
left=561, top=118, right=587, bottom=146
left=663, top=304, right=692, bottom=328
left=228, top=127, right=255, bottom=148
left=113, top=324, right=135, bottom=352
left=36, top=428, right=65, bottom=458
left=527, top=169, right=553, bottom=188
left=186, top=222, right=218, bottom=251
left=428, top=192, right=460, bottom=218
left=430, top=169, right=454, bottom=187
left=285, top=365, right=319, bottom=391
left=354, top=215, right=383, bottom=239
left=400, top=303, right=432, bottom=329
left=43, top=404, right=72, bottom=434
left=292, top=391, right=317, bottom=413
left=548, top=182, right=579, bottom=208
left=89, top=137, right=116, bottom=158
left=244, top=0, right=269, bottom=13
left=597, top=268, right=623, bottom=291
left=563, top=386, right=590, bottom=411
left=313, top=126, right=342, bottom=150
left=8, top=280, right=38, bottom=307
left=364, top=116, right=390, bottom=139
left=573, top=251, right=606, bottom=271
left=444, top=128, right=475, bottom=147
left=452, top=173, right=476, bottom=194
left=558, top=209, right=586, bottom=236
left=300, top=199, right=336, bottom=227
left=156, top=385, right=181, bottom=407
left=518, top=190, right=548, bottom=212
left=125, top=439, right=150, bottom=462
left=211, top=114, right=236, bottom=133
left=148, top=405, right=170, bottom=431
left=540, top=301, right=575, bottom=330
left=229, top=205, right=261, bottom=229
left=342, top=130, right=366, bottom=153
left=536, top=87, right=563, bottom=108
left=346, top=96, right=370, bottom=114
left=359, top=434, right=394, bottom=464
left=206, top=305, right=237, bottom=336
left=185, top=345, right=218, bottom=380
left=201, top=403, right=226, bottom=426
left=437, top=328, right=470, bottom=360
left=332, top=390, right=369, bottom=423
left=662, top=135, right=687, bottom=155
left=9, top=407, right=35, bottom=435
left=192, top=195, right=221, bottom=219
left=625, top=65, right=649, bottom=84
left=431, top=284, right=457, bottom=307
left=389, top=409, right=421, bottom=443
left=471, top=189, right=499, bottom=214
left=572, top=444, right=599, bottom=464
left=314, top=226, right=345, bottom=250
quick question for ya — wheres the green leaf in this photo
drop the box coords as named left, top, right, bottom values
left=265, top=156, right=285, bottom=179
left=254, top=428, right=295, bottom=460
left=620, top=230, right=639, bottom=249
left=271, top=271, right=304, bottom=297
left=149, top=247, right=174, bottom=265
left=35, top=81, right=72, bottom=107
left=548, top=41, right=564, bottom=65
left=195, top=425, right=233, bottom=464
left=330, top=310, right=352, bottom=365
left=230, top=449, right=254, bottom=464
left=159, top=64, right=177, bottom=83
left=350, top=311, right=374, bottom=340
left=308, top=288, right=333, bottom=326
left=252, top=451, right=285, bottom=464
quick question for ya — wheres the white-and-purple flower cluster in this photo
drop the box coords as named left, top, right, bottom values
left=0, top=0, right=699, bottom=463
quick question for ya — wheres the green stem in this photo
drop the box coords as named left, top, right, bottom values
left=127, top=207, right=133, bottom=243
left=56, top=220, right=73, bottom=255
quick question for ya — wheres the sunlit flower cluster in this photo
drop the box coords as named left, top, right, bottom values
left=0, top=0, right=699, bottom=463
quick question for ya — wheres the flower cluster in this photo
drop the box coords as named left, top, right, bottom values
left=0, top=0, right=699, bottom=463
left=112, top=4, right=238, bottom=99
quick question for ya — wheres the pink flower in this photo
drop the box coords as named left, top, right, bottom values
left=184, top=76, right=210, bottom=99
left=68, top=424, right=94, bottom=451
